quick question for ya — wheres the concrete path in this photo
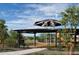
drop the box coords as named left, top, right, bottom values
left=0, top=48, right=46, bottom=55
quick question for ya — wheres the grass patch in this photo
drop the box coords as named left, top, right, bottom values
left=0, top=48, right=30, bottom=52
left=27, top=48, right=68, bottom=55
left=0, top=48, right=17, bottom=52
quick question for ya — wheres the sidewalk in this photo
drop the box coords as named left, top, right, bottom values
left=0, top=48, right=46, bottom=55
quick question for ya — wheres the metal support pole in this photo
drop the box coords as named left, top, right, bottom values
left=47, top=33, right=51, bottom=48
left=17, top=31, right=20, bottom=48
left=49, top=33, right=51, bottom=46
left=45, top=33, right=48, bottom=48
left=74, top=31, right=77, bottom=47
left=34, top=33, right=36, bottom=47
left=55, top=32, right=57, bottom=47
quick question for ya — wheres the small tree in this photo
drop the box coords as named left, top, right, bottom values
left=6, top=30, right=18, bottom=47
left=0, top=19, right=8, bottom=48
left=60, top=6, right=79, bottom=54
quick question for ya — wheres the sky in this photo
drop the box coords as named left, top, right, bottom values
left=0, top=3, right=79, bottom=30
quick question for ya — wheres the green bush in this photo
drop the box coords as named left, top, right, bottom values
left=25, top=39, right=33, bottom=47
left=6, top=39, right=16, bottom=47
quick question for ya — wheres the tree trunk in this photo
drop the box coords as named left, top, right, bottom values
left=68, top=27, right=77, bottom=55
left=1, top=40, right=4, bottom=48
left=67, top=42, right=74, bottom=55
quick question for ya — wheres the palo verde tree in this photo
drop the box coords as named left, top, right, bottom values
left=0, top=19, right=8, bottom=48
left=60, top=6, right=79, bottom=54
left=6, top=30, right=18, bottom=47
left=60, top=6, right=79, bottom=46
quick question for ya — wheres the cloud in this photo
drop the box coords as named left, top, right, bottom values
left=12, top=3, right=65, bottom=21
left=35, top=4, right=69, bottom=17
left=2, top=3, right=79, bottom=30
left=6, top=19, right=27, bottom=23
left=6, top=16, right=42, bottom=30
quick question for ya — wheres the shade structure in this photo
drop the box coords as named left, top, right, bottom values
left=14, top=28, right=79, bottom=48
left=14, top=28, right=57, bottom=47
left=14, top=28, right=57, bottom=33
left=34, top=19, right=61, bottom=27
left=34, top=19, right=62, bottom=47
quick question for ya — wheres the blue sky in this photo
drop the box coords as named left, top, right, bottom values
left=0, top=3, right=79, bottom=30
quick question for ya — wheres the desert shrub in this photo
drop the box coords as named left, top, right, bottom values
left=6, top=39, right=16, bottom=47
left=25, top=39, right=33, bottom=47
